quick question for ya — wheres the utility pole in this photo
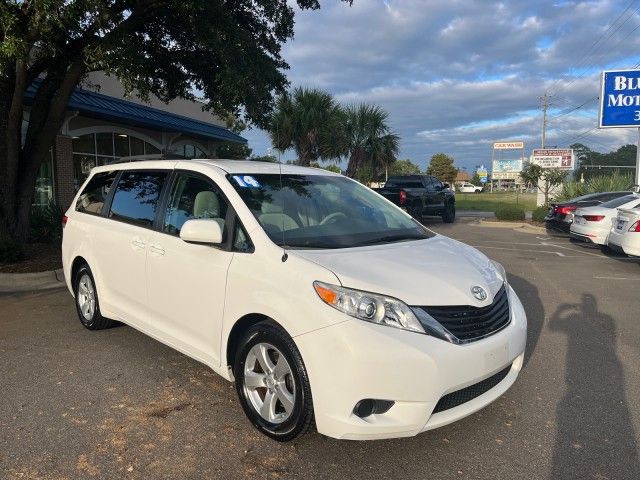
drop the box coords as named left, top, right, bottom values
left=538, top=91, right=551, bottom=149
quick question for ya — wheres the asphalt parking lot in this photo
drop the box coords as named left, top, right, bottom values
left=2, top=220, right=640, bottom=480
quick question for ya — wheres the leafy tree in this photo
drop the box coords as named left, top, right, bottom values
left=216, top=114, right=252, bottom=159
left=521, top=164, right=567, bottom=206
left=470, top=172, right=482, bottom=185
left=343, top=104, right=399, bottom=180
left=388, top=158, right=420, bottom=176
left=0, top=0, right=350, bottom=242
left=269, top=87, right=345, bottom=166
left=426, top=153, right=457, bottom=183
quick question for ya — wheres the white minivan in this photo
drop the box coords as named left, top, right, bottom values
left=62, top=160, right=527, bottom=441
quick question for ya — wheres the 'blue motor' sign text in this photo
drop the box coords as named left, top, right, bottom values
left=600, top=69, right=640, bottom=128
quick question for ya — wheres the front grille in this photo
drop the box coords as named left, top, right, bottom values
left=432, top=365, right=511, bottom=413
left=418, top=285, right=510, bottom=342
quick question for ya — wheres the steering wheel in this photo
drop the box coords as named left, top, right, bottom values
left=319, top=212, right=347, bottom=226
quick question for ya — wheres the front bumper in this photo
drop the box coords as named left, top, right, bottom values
left=294, top=286, right=527, bottom=440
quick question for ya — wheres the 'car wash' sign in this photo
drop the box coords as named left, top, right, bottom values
left=599, top=69, right=640, bottom=128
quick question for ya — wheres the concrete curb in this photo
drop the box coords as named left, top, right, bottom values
left=0, top=268, right=66, bottom=293
left=476, top=219, right=547, bottom=234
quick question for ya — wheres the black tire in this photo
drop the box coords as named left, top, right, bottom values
left=442, top=202, right=456, bottom=223
left=234, top=322, right=314, bottom=442
left=73, top=264, right=114, bottom=330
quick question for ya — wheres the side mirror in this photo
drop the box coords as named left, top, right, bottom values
left=180, top=219, right=224, bottom=245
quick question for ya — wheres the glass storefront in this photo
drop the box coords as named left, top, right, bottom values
left=33, top=151, right=55, bottom=207
left=72, top=132, right=161, bottom=187
left=169, top=143, right=207, bottom=159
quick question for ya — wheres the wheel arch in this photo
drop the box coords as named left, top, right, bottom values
left=225, top=313, right=288, bottom=374
left=70, top=256, right=89, bottom=292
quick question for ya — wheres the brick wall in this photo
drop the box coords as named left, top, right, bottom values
left=54, top=135, right=75, bottom=209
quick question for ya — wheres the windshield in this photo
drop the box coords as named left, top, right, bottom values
left=229, top=174, right=434, bottom=249
left=600, top=194, right=640, bottom=209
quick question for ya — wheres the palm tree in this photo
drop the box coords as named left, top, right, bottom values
left=343, top=104, right=399, bottom=180
left=269, top=87, right=346, bottom=166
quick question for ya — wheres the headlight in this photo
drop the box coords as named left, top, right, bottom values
left=313, top=281, right=425, bottom=333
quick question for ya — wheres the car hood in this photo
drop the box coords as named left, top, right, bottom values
left=291, top=235, right=505, bottom=307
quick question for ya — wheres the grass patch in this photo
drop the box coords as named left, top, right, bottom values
left=455, top=192, right=537, bottom=212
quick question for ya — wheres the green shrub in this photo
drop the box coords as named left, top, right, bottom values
left=0, top=240, right=25, bottom=263
left=495, top=205, right=525, bottom=221
left=532, top=206, right=548, bottom=223
left=30, top=201, right=63, bottom=242
left=557, top=171, right=633, bottom=201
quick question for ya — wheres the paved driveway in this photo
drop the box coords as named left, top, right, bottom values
left=1, top=220, right=639, bottom=479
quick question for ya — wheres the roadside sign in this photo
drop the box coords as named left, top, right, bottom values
left=531, top=148, right=574, bottom=170
left=599, top=69, right=640, bottom=128
left=599, top=69, right=640, bottom=187
left=493, top=141, right=524, bottom=149
left=493, top=159, right=523, bottom=173
left=477, top=165, right=488, bottom=183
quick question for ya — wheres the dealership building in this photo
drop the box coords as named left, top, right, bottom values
left=24, top=72, right=247, bottom=209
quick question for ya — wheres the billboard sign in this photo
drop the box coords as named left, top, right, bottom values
left=477, top=165, right=488, bottom=183
left=492, top=159, right=523, bottom=173
left=531, top=148, right=574, bottom=170
left=493, top=141, right=524, bottom=149
left=599, top=69, right=640, bottom=128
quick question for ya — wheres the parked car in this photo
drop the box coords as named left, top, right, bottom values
left=608, top=207, right=640, bottom=256
left=62, top=160, right=526, bottom=441
left=545, top=191, right=632, bottom=233
left=570, top=194, right=640, bottom=246
left=373, top=174, right=456, bottom=222
left=458, top=182, right=483, bottom=193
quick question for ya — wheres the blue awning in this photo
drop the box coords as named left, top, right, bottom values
left=25, top=82, right=247, bottom=144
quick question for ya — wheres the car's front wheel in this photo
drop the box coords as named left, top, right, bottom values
left=442, top=202, right=456, bottom=223
left=234, top=322, right=314, bottom=442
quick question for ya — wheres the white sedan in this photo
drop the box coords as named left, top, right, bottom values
left=458, top=182, right=483, bottom=193
left=608, top=207, right=640, bottom=256
left=570, top=194, right=640, bottom=246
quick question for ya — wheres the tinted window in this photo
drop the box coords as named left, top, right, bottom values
left=163, top=174, right=228, bottom=235
left=109, top=171, right=167, bottom=227
left=596, top=192, right=630, bottom=202
left=600, top=195, right=640, bottom=209
left=230, top=174, right=433, bottom=249
left=76, top=171, right=117, bottom=214
left=233, top=223, right=253, bottom=252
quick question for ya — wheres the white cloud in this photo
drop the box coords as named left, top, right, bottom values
left=245, top=0, right=640, bottom=171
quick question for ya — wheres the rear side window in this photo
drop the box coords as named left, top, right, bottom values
left=109, top=171, right=167, bottom=227
left=76, top=171, right=117, bottom=214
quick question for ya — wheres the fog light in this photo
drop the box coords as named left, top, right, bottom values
left=353, top=399, right=395, bottom=418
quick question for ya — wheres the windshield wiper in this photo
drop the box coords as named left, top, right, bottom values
left=355, top=234, right=427, bottom=246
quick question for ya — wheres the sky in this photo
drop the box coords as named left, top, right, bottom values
left=241, top=0, right=640, bottom=172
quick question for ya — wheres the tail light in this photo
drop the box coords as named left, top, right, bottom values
left=630, top=221, right=640, bottom=232
left=62, top=215, right=68, bottom=228
left=557, top=205, right=576, bottom=215
left=583, top=215, right=605, bottom=222
left=399, top=189, right=407, bottom=205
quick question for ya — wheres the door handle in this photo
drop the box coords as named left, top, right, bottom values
left=131, top=238, right=146, bottom=249
left=149, top=244, right=165, bottom=256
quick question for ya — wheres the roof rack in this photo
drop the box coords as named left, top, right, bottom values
left=107, top=153, right=189, bottom=165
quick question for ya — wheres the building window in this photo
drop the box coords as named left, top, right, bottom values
left=169, top=143, right=207, bottom=159
left=71, top=132, right=160, bottom=187
left=33, top=150, right=55, bottom=207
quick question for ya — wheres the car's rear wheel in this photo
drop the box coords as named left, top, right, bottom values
left=442, top=202, right=456, bottom=223
left=73, top=264, right=114, bottom=330
left=234, top=322, right=314, bottom=442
